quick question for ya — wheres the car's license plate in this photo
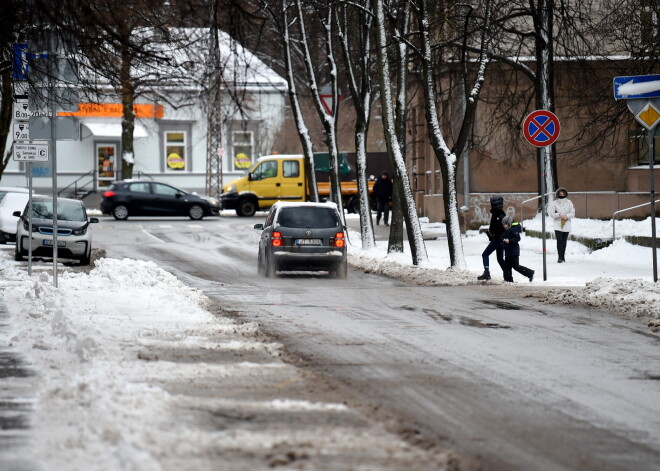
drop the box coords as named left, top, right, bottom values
left=43, top=239, right=66, bottom=247
left=295, top=238, right=322, bottom=245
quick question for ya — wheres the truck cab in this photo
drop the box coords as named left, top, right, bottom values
left=220, top=155, right=306, bottom=217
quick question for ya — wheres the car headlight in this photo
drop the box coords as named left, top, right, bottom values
left=72, top=225, right=88, bottom=236
left=225, top=184, right=236, bottom=194
left=208, top=199, right=218, bottom=206
left=22, top=220, right=39, bottom=231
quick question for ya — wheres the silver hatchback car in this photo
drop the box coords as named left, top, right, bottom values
left=14, top=197, right=99, bottom=265
left=254, top=202, right=347, bottom=278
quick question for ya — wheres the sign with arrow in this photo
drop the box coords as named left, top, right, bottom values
left=613, top=74, right=660, bottom=100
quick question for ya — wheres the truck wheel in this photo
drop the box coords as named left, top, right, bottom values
left=346, top=197, right=360, bottom=214
left=236, top=198, right=257, bottom=217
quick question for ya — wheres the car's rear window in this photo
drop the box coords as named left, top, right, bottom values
left=277, top=207, right=339, bottom=228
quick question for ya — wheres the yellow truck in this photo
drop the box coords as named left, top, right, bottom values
left=220, top=154, right=375, bottom=217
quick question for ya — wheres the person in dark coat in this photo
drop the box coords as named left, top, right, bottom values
left=501, top=216, right=535, bottom=283
left=373, top=171, right=393, bottom=226
left=477, top=195, right=506, bottom=280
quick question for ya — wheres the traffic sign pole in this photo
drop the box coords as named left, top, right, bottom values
left=523, top=110, right=561, bottom=282
left=613, top=75, right=660, bottom=282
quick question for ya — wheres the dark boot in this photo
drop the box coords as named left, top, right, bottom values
left=477, top=269, right=491, bottom=280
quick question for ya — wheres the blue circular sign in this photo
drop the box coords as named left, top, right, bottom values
left=523, top=110, right=561, bottom=147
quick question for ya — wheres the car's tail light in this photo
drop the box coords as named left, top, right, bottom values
left=103, top=191, right=116, bottom=198
left=271, top=231, right=282, bottom=247
left=334, top=232, right=345, bottom=248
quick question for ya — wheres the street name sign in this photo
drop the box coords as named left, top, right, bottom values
left=523, top=110, right=561, bottom=147
left=613, top=74, right=660, bottom=100
left=14, top=143, right=49, bottom=162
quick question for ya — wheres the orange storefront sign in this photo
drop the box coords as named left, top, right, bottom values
left=59, top=103, right=164, bottom=118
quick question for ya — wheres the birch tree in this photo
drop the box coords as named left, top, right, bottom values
left=373, top=0, right=427, bottom=265
left=415, top=0, right=493, bottom=268
left=295, top=0, right=344, bottom=216
left=336, top=0, right=376, bottom=248
left=261, top=0, right=319, bottom=202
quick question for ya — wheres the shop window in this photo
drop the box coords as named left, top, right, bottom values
left=164, top=131, right=186, bottom=171
left=232, top=131, right=253, bottom=171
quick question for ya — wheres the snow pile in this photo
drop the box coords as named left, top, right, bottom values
left=350, top=248, right=476, bottom=286
left=0, top=256, right=255, bottom=469
left=542, top=278, right=660, bottom=331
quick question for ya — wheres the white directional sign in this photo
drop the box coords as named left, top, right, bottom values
left=13, top=123, right=29, bottom=141
left=14, top=143, right=49, bottom=162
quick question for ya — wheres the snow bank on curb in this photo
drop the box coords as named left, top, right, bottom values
left=349, top=249, right=478, bottom=286
left=542, top=278, right=660, bottom=331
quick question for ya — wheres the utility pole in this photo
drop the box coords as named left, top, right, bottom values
left=206, top=0, right=223, bottom=199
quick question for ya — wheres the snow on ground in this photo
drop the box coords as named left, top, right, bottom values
left=346, top=214, right=660, bottom=332
left=0, top=253, right=450, bottom=471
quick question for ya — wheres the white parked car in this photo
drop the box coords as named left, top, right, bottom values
left=0, top=186, right=29, bottom=204
left=14, top=196, right=99, bottom=265
left=0, top=192, right=32, bottom=244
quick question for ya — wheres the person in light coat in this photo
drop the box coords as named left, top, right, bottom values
left=548, top=187, right=575, bottom=263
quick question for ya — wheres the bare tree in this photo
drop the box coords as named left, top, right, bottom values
left=413, top=0, right=493, bottom=268
left=336, top=0, right=376, bottom=248
left=373, top=0, right=427, bottom=265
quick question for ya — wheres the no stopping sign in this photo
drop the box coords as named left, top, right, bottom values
left=523, top=110, right=561, bottom=147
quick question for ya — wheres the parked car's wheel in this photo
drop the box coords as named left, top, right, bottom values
left=80, top=248, right=91, bottom=266
left=265, top=255, right=277, bottom=278
left=14, top=245, right=24, bottom=261
left=188, top=204, right=204, bottom=220
left=0, top=232, right=5, bottom=245
left=112, top=204, right=129, bottom=220
left=236, top=198, right=257, bottom=217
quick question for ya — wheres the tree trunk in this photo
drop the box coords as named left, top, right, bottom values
left=388, top=1, right=410, bottom=254
left=120, top=48, right=135, bottom=180
left=0, top=69, right=13, bottom=178
left=373, top=0, right=427, bottom=265
left=418, top=0, right=466, bottom=268
left=534, top=0, right=557, bottom=202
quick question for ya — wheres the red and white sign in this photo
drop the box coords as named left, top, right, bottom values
left=523, top=110, right=561, bottom=147
left=320, top=94, right=342, bottom=116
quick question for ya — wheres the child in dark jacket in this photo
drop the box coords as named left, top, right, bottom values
left=501, top=216, right=535, bottom=282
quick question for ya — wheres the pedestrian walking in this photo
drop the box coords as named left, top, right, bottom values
left=501, top=216, right=535, bottom=283
left=548, top=187, right=575, bottom=263
left=477, top=195, right=506, bottom=280
left=373, top=171, right=393, bottom=226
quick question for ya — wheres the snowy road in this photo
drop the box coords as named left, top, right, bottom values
left=94, top=215, right=660, bottom=471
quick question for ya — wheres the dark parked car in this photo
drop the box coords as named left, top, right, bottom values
left=14, top=196, right=99, bottom=265
left=100, top=180, right=219, bottom=220
left=254, top=202, right=347, bottom=278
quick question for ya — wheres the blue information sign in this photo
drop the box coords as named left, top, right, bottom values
left=613, top=75, right=660, bottom=100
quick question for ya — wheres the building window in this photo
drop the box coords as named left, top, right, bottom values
left=641, top=0, right=660, bottom=45
left=164, top=131, right=186, bottom=171
left=637, top=128, right=660, bottom=165
left=232, top=131, right=253, bottom=171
